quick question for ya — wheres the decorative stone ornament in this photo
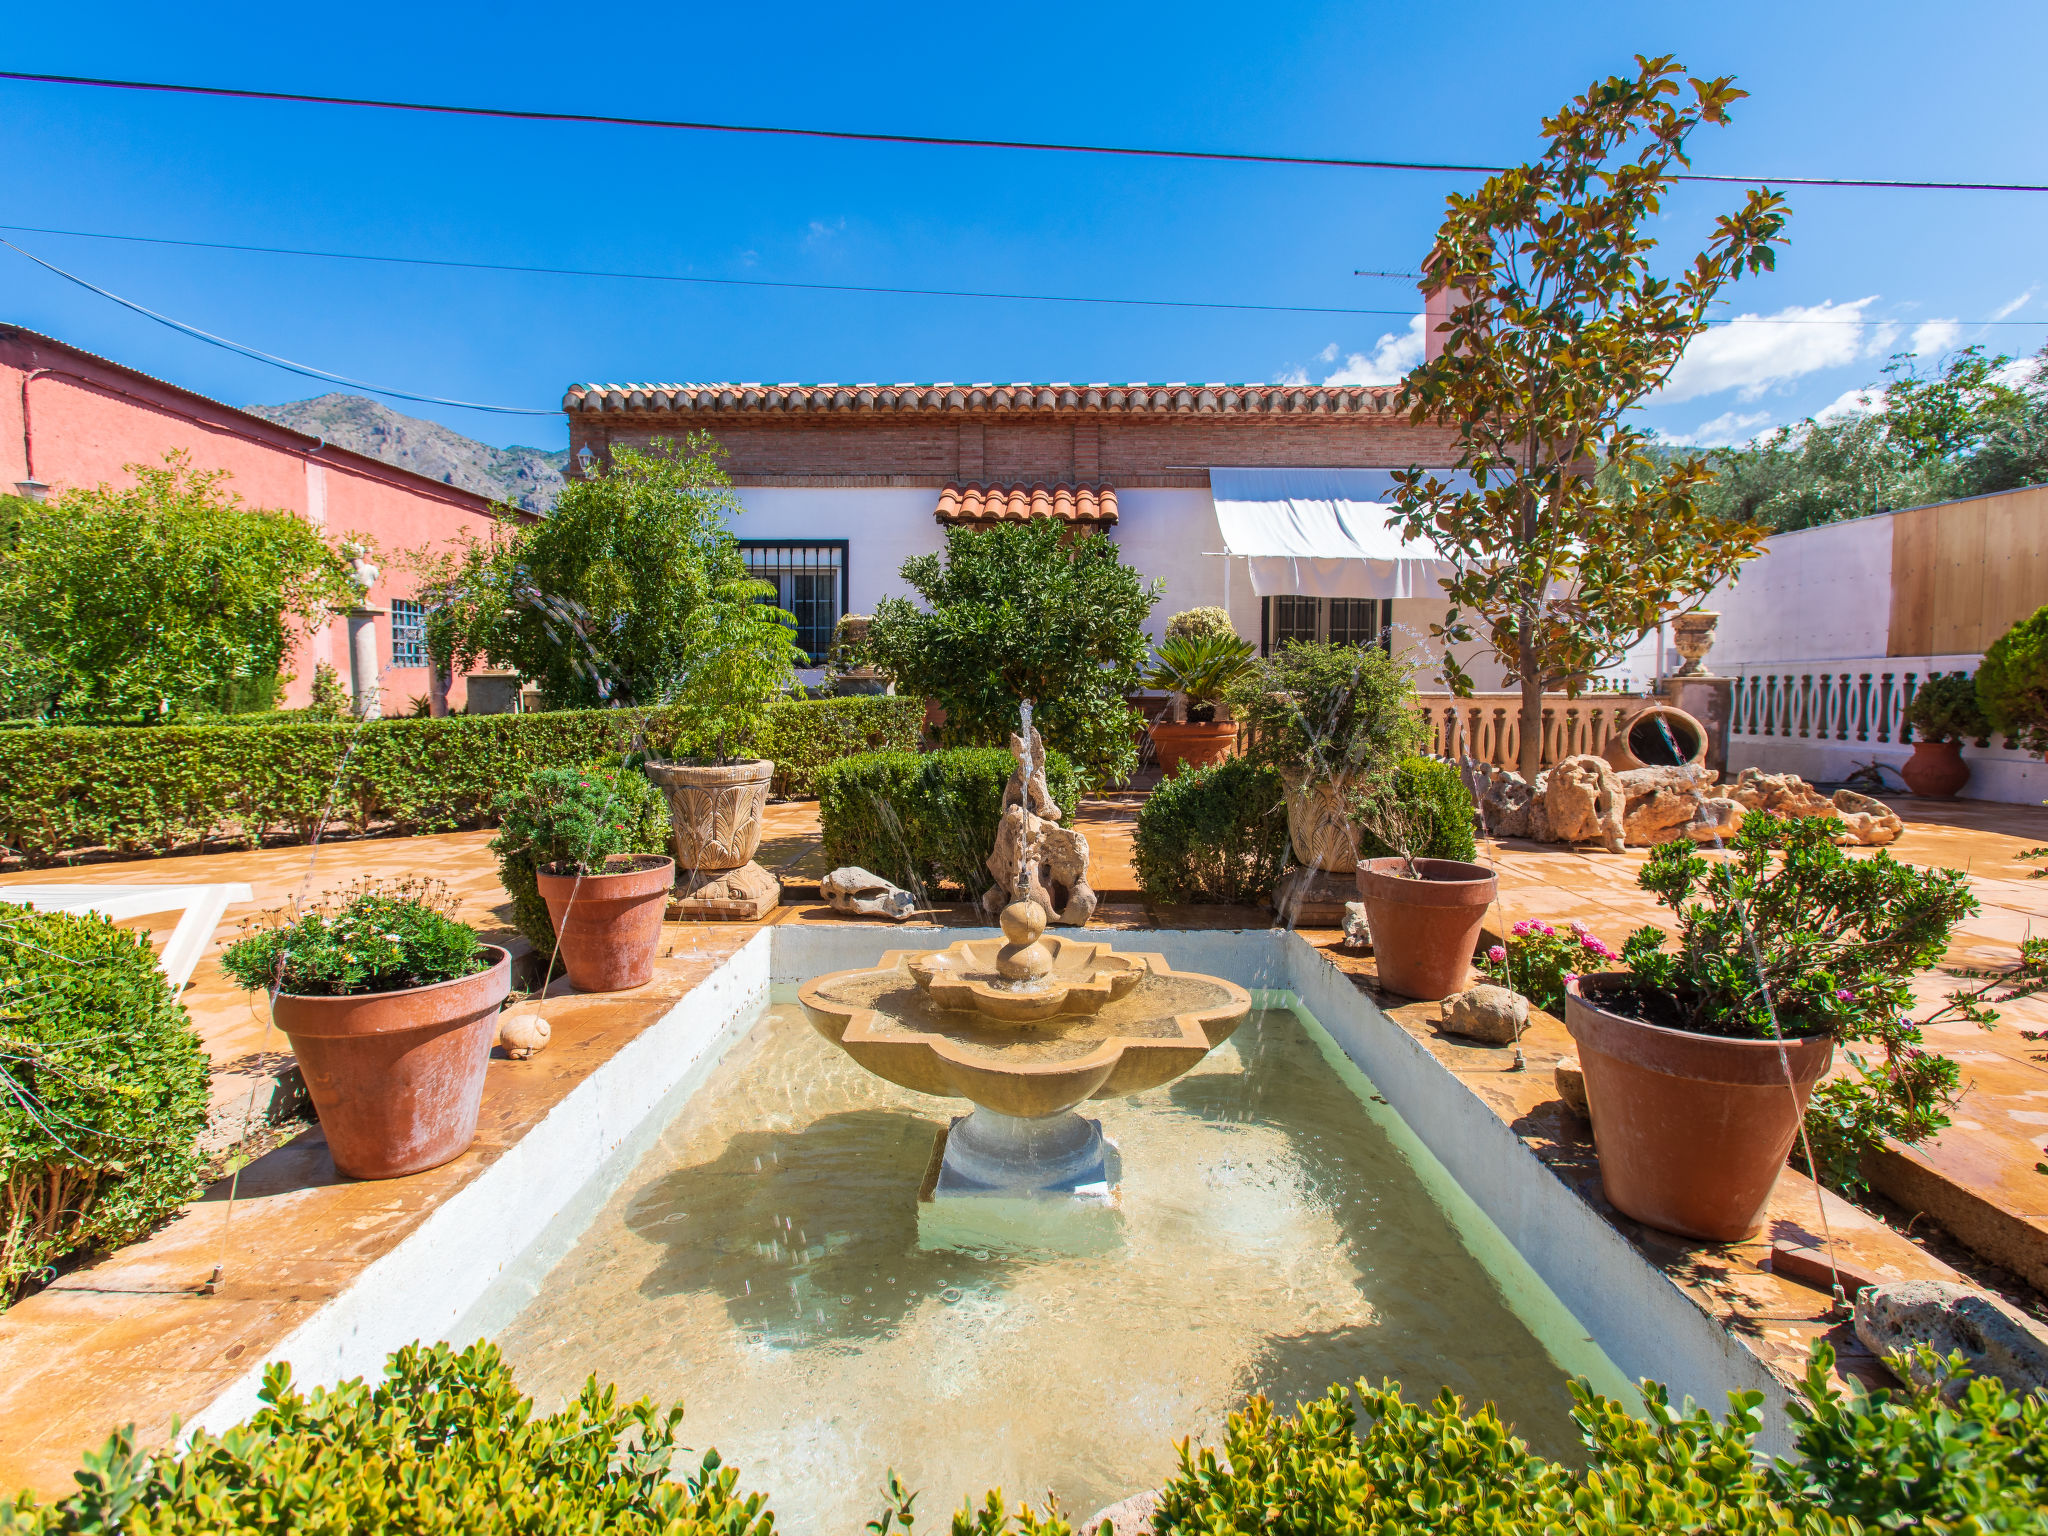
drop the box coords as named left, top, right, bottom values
left=980, top=726, right=1098, bottom=926
left=821, top=866, right=917, bottom=921
left=646, top=759, right=781, bottom=921
left=1670, top=610, right=1720, bottom=677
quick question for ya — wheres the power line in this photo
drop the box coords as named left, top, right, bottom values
left=0, top=237, right=555, bottom=415
left=6, top=69, right=2047, bottom=194
left=7, top=222, right=2044, bottom=327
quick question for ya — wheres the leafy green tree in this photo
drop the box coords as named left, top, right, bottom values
left=0, top=455, right=353, bottom=722
left=867, top=520, right=1159, bottom=782
left=426, top=438, right=803, bottom=740
left=1392, top=56, right=1788, bottom=781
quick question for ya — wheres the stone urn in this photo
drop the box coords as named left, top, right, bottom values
left=1671, top=611, right=1720, bottom=677
left=1281, top=771, right=1358, bottom=873
left=644, top=759, right=773, bottom=873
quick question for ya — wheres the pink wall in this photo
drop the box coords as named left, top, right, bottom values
left=0, top=327, right=529, bottom=713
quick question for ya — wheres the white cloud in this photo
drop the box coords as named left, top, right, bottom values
left=1319, top=314, right=1426, bottom=386
left=1660, top=409, right=1773, bottom=447
left=803, top=217, right=846, bottom=246
left=1863, top=320, right=1901, bottom=357
left=1994, top=354, right=2043, bottom=390
left=1909, top=319, right=1961, bottom=355
left=1317, top=342, right=1340, bottom=363
left=1991, top=288, right=2036, bottom=321
left=1817, top=384, right=1885, bottom=421
left=1656, top=297, right=1877, bottom=404
left=1273, top=364, right=1311, bottom=386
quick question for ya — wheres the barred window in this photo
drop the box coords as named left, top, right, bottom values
left=1260, top=596, right=1391, bottom=655
left=389, top=598, right=429, bottom=669
left=1270, top=594, right=1320, bottom=650
left=739, top=541, right=847, bottom=664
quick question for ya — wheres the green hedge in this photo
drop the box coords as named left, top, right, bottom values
left=0, top=695, right=922, bottom=865
left=1356, top=757, right=1479, bottom=865
left=760, top=694, right=924, bottom=796
left=817, top=747, right=1081, bottom=900
left=1134, top=759, right=1290, bottom=904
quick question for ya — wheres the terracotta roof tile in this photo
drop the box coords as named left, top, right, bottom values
left=561, top=381, right=1399, bottom=418
left=934, top=482, right=1117, bottom=526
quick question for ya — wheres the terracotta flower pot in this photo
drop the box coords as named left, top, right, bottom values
left=271, top=947, right=511, bottom=1180
left=1899, top=739, right=1969, bottom=799
left=645, top=759, right=773, bottom=873
left=1150, top=720, right=1238, bottom=776
left=536, top=855, right=675, bottom=992
left=1354, top=857, right=1498, bottom=1001
left=1564, top=974, right=1833, bottom=1241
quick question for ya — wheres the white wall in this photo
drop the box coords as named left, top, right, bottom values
left=1706, top=515, right=1895, bottom=665
left=729, top=487, right=946, bottom=616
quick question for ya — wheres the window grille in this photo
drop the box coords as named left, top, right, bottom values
left=389, top=598, right=430, bottom=669
left=739, top=541, right=848, bottom=664
left=1259, top=596, right=1392, bottom=655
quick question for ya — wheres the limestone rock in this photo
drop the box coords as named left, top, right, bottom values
left=1833, top=788, right=1905, bottom=846
left=498, top=1010, right=551, bottom=1060
left=1554, top=1055, right=1589, bottom=1119
left=1480, top=770, right=1538, bottom=839
left=822, top=866, right=917, bottom=921
left=1085, top=1491, right=1159, bottom=1536
left=1726, top=767, right=1835, bottom=818
left=1544, top=755, right=1626, bottom=853
left=1683, top=796, right=1747, bottom=843
left=1440, top=983, right=1528, bottom=1046
left=1341, top=900, right=1371, bottom=948
left=1854, top=1280, right=2048, bottom=1397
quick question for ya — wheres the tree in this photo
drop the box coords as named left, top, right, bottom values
left=867, top=520, right=1160, bottom=783
left=1391, top=56, right=1788, bottom=782
left=0, top=454, right=353, bottom=722
left=426, top=437, right=803, bottom=745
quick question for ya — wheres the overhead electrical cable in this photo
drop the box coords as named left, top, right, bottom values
left=4, top=69, right=2047, bottom=193
left=6, top=223, right=2043, bottom=327
left=0, top=236, right=556, bottom=415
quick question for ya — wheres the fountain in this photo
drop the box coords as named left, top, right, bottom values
left=799, top=705, right=1252, bottom=1202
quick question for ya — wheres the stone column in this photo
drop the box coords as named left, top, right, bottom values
left=346, top=605, right=387, bottom=721
left=1666, top=675, right=1734, bottom=774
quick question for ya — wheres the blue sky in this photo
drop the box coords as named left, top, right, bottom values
left=3, top=0, right=2044, bottom=452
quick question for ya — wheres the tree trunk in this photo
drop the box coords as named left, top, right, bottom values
left=1517, top=667, right=1545, bottom=784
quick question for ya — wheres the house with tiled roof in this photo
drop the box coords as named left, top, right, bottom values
left=562, top=379, right=1511, bottom=681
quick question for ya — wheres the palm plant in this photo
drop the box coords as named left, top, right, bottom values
left=1143, top=631, right=1255, bottom=723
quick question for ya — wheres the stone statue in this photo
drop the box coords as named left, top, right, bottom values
left=981, top=725, right=1098, bottom=926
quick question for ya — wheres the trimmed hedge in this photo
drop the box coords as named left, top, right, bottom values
left=0, top=695, right=922, bottom=865
left=1134, top=759, right=1290, bottom=904
left=1355, top=757, right=1479, bottom=865
left=817, top=747, right=1082, bottom=900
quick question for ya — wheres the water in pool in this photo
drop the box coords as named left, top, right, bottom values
left=494, top=998, right=1613, bottom=1533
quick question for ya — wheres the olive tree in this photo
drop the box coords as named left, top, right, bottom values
left=1392, top=55, right=1789, bottom=781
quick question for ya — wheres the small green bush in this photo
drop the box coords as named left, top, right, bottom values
left=0, top=903, right=209, bottom=1306
left=1977, top=603, right=2048, bottom=749
left=1133, top=759, right=1289, bottom=903
left=1164, top=606, right=1236, bottom=642
left=1142, top=632, right=1257, bottom=717
left=220, top=885, right=488, bottom=997
left=490, top=765, right=671, bottom=953
left=817, top=747, right=1081, bottom=900
left=1352, top=757, right=1478, bottom=864
left=1904, top=670, right=1989, bottom=744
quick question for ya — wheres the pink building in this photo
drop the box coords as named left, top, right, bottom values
left=0, top=324, right=528, bottom=714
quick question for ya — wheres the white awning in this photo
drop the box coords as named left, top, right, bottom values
left=1210, top=467, right=1452, bottom=599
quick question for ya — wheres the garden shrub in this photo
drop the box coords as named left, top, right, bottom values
left=490, top=765, right=671, bottom=953
left=220, top=882, right=488, bottom=997
left=1163, top=606, right=1237, bottom=642
left=0, top=696, right=919, bottom=866
left=1352, top=757, right=1477, bottom=864
left=758, top=695, right=925, bottom=796
left=818, top=747, right=1081, bottom=900
left=1480, top=917, right=1619, bottom=1015
left=1976, top=602, right=2048, bottom=749
left=1903, top=670, right=1989, bottom=745
left=1133, top=759, right=1289, bottom=904
left=0, top=903, right=209, bottom=1307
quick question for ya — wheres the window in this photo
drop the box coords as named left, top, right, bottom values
left=739, top=541, right=847, bottom=664
left=1260, top=597, right=1391, bottom=655
left=389, top=598, right=429, bottom=669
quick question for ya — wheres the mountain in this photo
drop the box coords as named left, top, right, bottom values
left=244, top=394, right=568, bottom=513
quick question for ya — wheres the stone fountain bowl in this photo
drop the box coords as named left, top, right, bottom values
left=907, top=935, right=1144, bottom=1023
left=798, top=948, right=1252, bottom=1121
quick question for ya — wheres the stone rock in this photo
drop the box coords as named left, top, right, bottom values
left=1480, top=770, right=1538, bottom=839
left=1544, top=754, right=1626, bottom=853
left=822, top=866, right=917, bottom=920
left=1341, top=900, right=1371, bottom=948
left=1683, top=796, right=1747, bottom=843
left=1726, top=767, right=1835, bottom=819
left=1854, top=1280, right=2048, bottom=1397
left=1608, top=764, right=1743, bottom=847
left=498, top=1010, right=551, bottom=1060
left=1085, top=1491, right=1160, bottom=1536
left=1833, top=788, right=1905, bottom=846
left=981, top=726, right=1098, bottom=926
left=1440, top=983, right=1528, bottom=1046
left=1554, top=1054, right=1589, bottom=1119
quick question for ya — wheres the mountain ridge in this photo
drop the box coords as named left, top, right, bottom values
left=244, top=394, right=567, bottom=513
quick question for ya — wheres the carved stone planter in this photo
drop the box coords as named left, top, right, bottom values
left=1281, top=771, right=1358, bottom=873
left=1671, top=610, right=1720, bottom=677
left=644, top=759, right=781, bottom=920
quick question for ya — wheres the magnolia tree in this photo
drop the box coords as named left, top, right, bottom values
left=1392, top=56, right=1790, bottom=782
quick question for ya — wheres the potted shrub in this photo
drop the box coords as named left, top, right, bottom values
left=1568, top=813, right=1978, bottom=1240
left=1143, top=629, right=1256, bottom=775
left=221, top=880, right=509, bottom=1180
left=1350, top=760, right=1496, bottom=1003
left=1900, top=672, right=1987, bottom=797
left=1976, top=603, right=2048, bottom=755
left=493, top=765, right=674, bottom=992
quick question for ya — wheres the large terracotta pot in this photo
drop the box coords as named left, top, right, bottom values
left=1601, top=703, right=1709, bottom=771
left=1354, top=857, right=1498, bottom=1001
left=645, top=759, right=773, bottom=873
left=1565, top=974, right=1834, bottom=1241
left=1151, top=721, right=1238, bottom=776
left=271, top=947, right=511, bottom=1180
left=536, top=855, right=675, bottom=992
left=1900, top=739, right=1969, bottom=799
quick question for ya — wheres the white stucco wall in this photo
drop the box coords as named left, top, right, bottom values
left=1706, top=515, right=1895, bottom=665
left=729, top=487, right=945, bottom=615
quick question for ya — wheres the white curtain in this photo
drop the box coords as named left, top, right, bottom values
left=1210, top=467, right=1452, bottom=599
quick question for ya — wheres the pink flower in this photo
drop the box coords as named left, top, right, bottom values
left=1563, top=972, right=1580, bottom=986
left=1569, top=919, right=1591, bottom=934
left=1835, top=988, right=1854, bottom=1003
left=1487, top=945, right=1507, bottom=964
left=1538, top=922, right=1555, bottom=936
left=1512, top=920, right=1531, bottom=937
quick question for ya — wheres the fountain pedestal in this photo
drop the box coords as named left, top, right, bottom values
left=936, top=1106, right=1117, bottom=1197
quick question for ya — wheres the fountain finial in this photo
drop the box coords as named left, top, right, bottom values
left=996, top=897, right=1053, bottom=980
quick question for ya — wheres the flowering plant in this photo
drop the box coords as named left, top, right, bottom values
left=1480, top=917, right=1617, bottom=1015
left=220, top=878, right=485, bottom=997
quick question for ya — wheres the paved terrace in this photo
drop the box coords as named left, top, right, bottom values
left=0, top=793, right=2042, bottom=1496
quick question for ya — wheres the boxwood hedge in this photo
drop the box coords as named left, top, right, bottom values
left=0, top=695, right=921, bottom=865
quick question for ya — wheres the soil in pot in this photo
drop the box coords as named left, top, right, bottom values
left=1151, top=721, right=1238, bottom=777
left=1354, top=857, right=1497, bottom=1001
left=537, top=854, right=675, bottom=992
left=272, top=947, right=512, bottom=1180
left=1900, top=739, right=1969, bottom=799
left=1565, top=975, right=1833, bottom=1242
